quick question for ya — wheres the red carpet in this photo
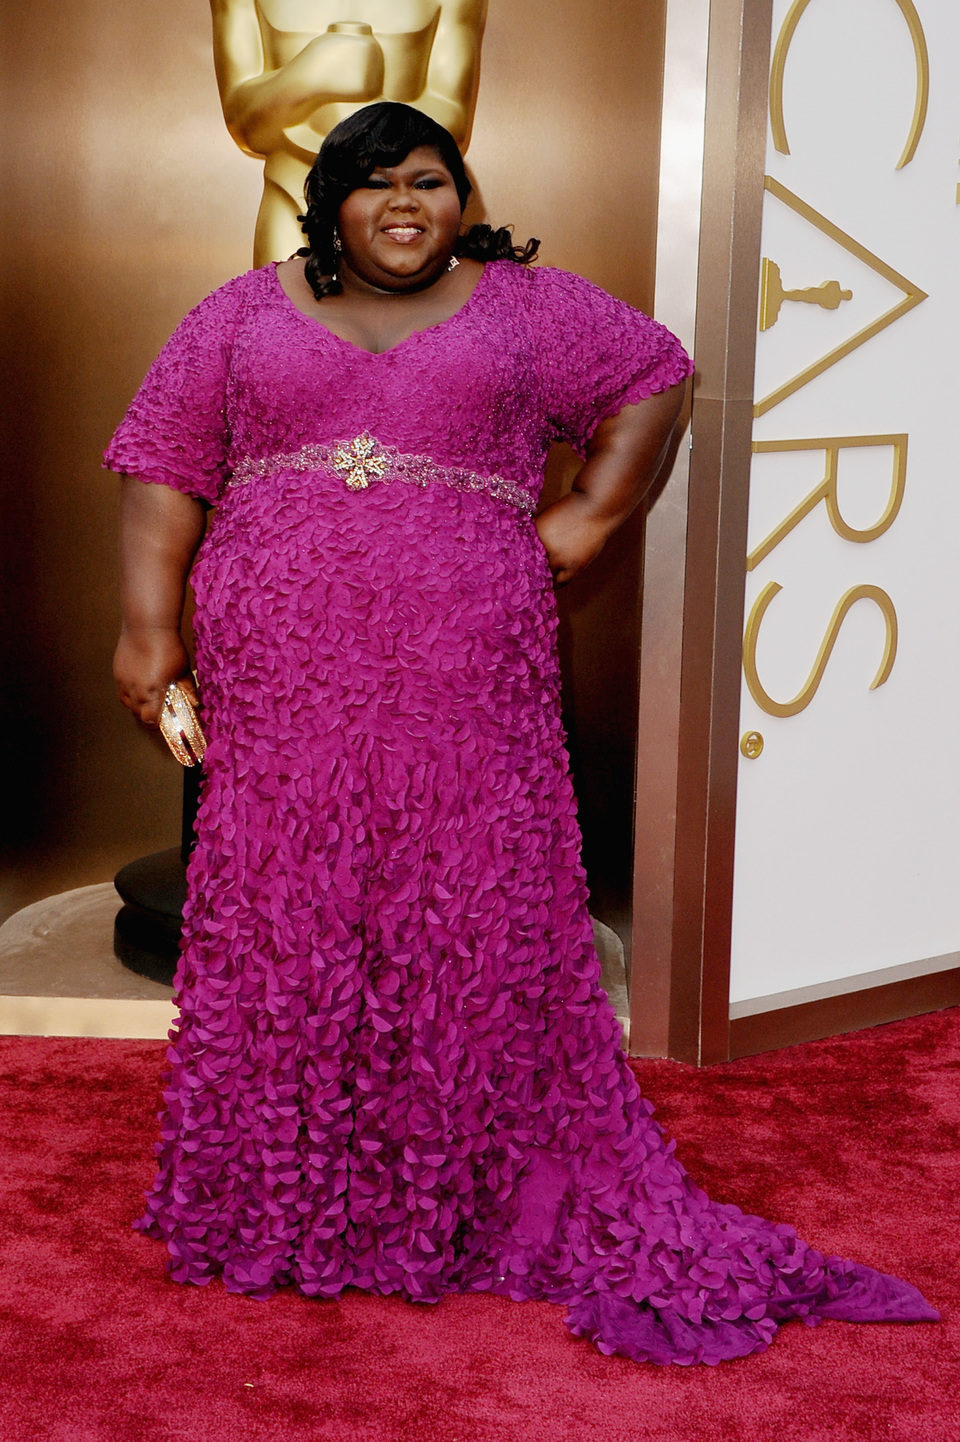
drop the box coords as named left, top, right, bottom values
left=0, top=1008, right=957, bottom=1442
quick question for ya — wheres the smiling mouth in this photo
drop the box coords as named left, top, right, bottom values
left=381, top=225, right=424, bottom=242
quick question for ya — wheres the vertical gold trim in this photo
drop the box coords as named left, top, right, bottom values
left=743, top=581, right=898, bottom=719
left=758, top=255, right=776, bottom=332
left=769, top=0, right=929, bottom=169
left=754, top=178, right=927, bottom=417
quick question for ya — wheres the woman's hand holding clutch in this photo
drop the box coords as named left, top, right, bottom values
left=113, top=626, right=198, bottom=728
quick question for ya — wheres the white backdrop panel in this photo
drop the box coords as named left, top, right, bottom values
left=729, top=0, right=960, bottom=1006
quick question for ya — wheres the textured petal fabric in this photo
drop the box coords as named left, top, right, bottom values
left=103, top=261, right=937, bottom=1365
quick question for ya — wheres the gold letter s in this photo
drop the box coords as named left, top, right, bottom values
left=743, top=582, right=898, bottom=719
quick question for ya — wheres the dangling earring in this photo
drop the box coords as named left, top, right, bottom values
left=447, top=255, right=460, bottom=272
left=332, top=229, right=342, bottom=255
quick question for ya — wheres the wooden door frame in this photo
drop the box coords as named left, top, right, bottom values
left=629, top=0, right=774, bottom=1064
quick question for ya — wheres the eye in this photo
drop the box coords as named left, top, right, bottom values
left=364, top=176, right=391, bottom=189
left=415, top=177, right=445, bottom=190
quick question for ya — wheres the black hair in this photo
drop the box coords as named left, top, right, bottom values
left=297, top=102, right=539, bottom=299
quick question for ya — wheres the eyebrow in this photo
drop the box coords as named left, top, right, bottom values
left=370, top=165, right=448, bottom=178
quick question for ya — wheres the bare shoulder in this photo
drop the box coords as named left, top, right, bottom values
left=275, top=255, right=309, bottom=293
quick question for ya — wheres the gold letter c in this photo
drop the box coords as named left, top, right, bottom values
left=769, top=0, right=929, bottom=170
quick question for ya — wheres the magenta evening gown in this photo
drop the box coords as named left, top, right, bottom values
left=105, top=260, right=937, bottom=1364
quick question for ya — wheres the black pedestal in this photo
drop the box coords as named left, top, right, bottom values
left=113, top=765, right=201, bottom=987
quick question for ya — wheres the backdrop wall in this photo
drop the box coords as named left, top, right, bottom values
left=730, top=0, right=960, bottom=1014
left=1, top=0, right=669, bottom=954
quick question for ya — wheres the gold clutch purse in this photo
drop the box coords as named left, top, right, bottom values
left=158, top=683, right=207, bottom=767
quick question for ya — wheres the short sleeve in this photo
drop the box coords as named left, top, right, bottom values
left=530, top=267, right=694, bottom=457
left=103, top=275, right=248, bottom=503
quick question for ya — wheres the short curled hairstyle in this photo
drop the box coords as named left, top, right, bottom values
left=297, top=102, right=539, bottom=300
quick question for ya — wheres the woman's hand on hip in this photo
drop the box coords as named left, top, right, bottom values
left=113, top=627, right=198, bottom=727
left=536, top=382, right=690, bottom=584
left=535, top=492, right=614, bottom=585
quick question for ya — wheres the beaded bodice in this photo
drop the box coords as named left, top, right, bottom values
left=104, top=260, right=693, bottom=511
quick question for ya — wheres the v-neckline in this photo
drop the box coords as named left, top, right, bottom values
left=268, top=260, right=491, bottom=358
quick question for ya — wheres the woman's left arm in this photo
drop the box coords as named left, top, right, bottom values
left=535, top=379, right=688, bottom=585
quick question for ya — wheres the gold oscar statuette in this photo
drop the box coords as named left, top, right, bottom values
left=759, top=258, right=852, bottom=332
left=209, top=0, right=488, bottom=265
left=754, top=178, right=926, bottom=417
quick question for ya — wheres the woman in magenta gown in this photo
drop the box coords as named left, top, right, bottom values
left=106, top=103, right=937, bottom=1365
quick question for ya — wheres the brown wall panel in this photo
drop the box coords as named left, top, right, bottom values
left=1, top=0, right=263, bottom=918
left=630, top=0, right=773, bottom=1061
left=729, top=971, right=960, bottom=1060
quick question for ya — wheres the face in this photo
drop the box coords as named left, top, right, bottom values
left=336, top=146, right=463, bottom=292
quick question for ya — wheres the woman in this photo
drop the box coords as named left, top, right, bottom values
left=106, top=102, right=937, bottom=1364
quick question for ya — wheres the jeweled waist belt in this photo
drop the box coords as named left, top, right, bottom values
left=230, top=433, right=536, bottom=515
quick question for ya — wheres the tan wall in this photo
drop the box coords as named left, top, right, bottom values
left=1, top=0, right=666, bottom=937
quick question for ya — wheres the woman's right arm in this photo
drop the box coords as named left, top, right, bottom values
left=114, top=478, right=207, bottom=726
